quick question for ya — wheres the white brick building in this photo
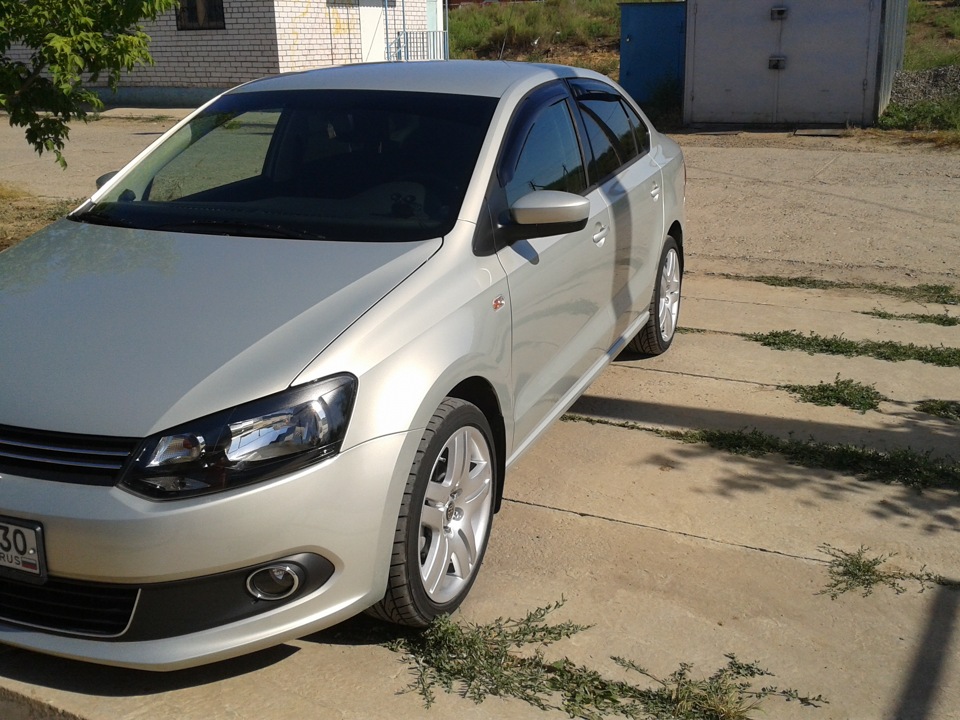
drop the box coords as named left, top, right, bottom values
left=113, top=0, right=441, bottom=104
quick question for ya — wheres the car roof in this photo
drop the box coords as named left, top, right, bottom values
left=231, top=60, right=601, bottom=99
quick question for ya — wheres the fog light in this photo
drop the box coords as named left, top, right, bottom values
left=246, top=564, right=302, bottom=600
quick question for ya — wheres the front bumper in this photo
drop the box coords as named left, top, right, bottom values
left=0, top=430, right=417, bottom=670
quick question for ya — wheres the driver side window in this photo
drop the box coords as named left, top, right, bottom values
left=503, top=99, right=586, bottom=207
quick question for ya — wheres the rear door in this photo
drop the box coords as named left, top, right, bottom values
left=568, top=79, right=665, bottom=338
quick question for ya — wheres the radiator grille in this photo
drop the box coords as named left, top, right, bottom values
left=0, top=424, right=138, bottom=485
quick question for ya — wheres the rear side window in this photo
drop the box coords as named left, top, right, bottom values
left=570, top=80, right=642, bottom=183
left=624, top=101, right=651, bottom=155
left=501, top=97, right=587, bottom=207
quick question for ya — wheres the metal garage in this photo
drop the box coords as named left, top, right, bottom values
left=681, top=0, right=908, bottom=126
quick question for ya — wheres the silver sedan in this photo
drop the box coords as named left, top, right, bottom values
left=0, top=60, right=685, bottom=670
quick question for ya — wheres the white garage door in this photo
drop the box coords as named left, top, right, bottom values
left=684, top=0, right=881, bottom=125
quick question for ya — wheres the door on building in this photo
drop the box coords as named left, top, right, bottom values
left=684, top=0, right=879, bottom=125
left=359, top=0, right=386, bottom=62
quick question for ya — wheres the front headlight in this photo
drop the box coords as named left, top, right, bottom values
left=120, top=375, right=357, bottom=500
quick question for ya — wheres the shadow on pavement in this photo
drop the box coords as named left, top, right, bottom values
left=0, top=614, right=405, bottom=697
left=568, top=393, right=960, bottom=535
left=299, top=612, right=408, bottom=646
left=892, top=583, right=960, bottom=719
left=0, top=644, right=296, bottom=696
left=573, top=388, right=960, bottom=461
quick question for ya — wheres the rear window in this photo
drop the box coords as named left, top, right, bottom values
left=75, top=90, right=498, bottom=243
left=569, top=79, right=645, bottom=183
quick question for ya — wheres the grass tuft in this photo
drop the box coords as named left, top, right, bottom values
left=879, top=97, right=960, bottom=133
left=671, top=427, right=960, bottom=490
left=818, top=544, right=955, bottom=599
left=388, top=599, right=826, bottom=717
left=781, top=375, right=886, bottom=413
left=563, top=416, right=960, bottom=491
left=746, top=330, right=960, bottom=368
left=915, top=399, right=960, bottom=421
left=860, top=308, right=960, bottom=326
left=729, top=275, right=960, bottom=305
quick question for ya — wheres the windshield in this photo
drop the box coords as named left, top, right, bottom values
left=73, top=89, right=498, bottom=242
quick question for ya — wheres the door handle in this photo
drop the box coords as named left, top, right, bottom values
left=650, top=183, right=661, bottom=200
left=592, top=224, right=607, bottom=246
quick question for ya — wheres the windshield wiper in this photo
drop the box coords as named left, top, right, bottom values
left=70, top=211, right=139, bottom=229
left=153, top=220, right=326, bottom=241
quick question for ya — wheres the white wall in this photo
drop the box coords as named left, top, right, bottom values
left=132, top=0, right=281, bottom=87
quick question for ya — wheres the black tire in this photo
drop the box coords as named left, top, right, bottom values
left=628, top=236, right=682, bottom=355
left=369, top=398, right=496, bottom=627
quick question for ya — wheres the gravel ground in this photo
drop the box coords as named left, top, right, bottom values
left=890, top=65, right=960, bottom=105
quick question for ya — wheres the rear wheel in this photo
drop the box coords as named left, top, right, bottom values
left=628, top=236, right=681, bottom=355
left=369, top=398, right=495, bottom=626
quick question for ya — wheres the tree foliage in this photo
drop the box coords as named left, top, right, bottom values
left=0, top=0, right=179, bottom=166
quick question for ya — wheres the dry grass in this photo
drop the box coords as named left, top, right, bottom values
left=835, top=126, right=960, bottom=149
left=500, top=42, right=621, bottom=80
left=0, top=183, right=74, bottom=252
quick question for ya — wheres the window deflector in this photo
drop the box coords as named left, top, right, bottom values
left=497, top=83, right=571, bottom=189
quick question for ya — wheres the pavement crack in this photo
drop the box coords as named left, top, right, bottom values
left=501, top=496, right=827, bottom=565
left=609, top=364, right=781, bottom=389
left=685, top=292, right=862, bottom=316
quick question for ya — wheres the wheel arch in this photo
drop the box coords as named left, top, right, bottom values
left=446, top=376, right=507, bottom=513
left=667, top=220, right=684, bottom=273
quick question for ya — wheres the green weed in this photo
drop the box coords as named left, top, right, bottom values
left=728, top=275, right=960, bottom=305
left=781, top=376, right=886, bottom=413
left=860, top=309, right=960, bottom=326
left=388, top=600, right=826, bottom=717
left=818, top=544, right=953, bottom=599
left=879, top=97, right=960, bottom=132
left=746, top=330, right=960, bottom=368
left=674, top=428, right=960, bottom=490
left=563, top=416, right=960, bottom=491
left=915, top=399, right=960, bottom=421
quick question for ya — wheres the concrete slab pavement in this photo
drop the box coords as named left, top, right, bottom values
left=576, top=275, right=960, bottom=458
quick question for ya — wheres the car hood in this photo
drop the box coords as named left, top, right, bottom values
left=0, top=221, right=440, bottom=437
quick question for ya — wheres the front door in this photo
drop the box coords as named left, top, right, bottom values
left=492, top=85, right=616, bottom=452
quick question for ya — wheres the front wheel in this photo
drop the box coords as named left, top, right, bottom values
left=369, top=398, right=496, bottom=627
left=628, top=236, right=682, bottom=355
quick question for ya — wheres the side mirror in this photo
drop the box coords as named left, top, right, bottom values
left=95, top=171, right=119, bottom=189
left=501, top=190, right=590, bottom=242
left=511, top=190, right=590, bottom=227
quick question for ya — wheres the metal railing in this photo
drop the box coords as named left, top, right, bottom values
left=388, top=30, right=448, bottom=61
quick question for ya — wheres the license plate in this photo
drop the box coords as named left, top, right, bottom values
left=0, top=516, right=47, bottom=582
